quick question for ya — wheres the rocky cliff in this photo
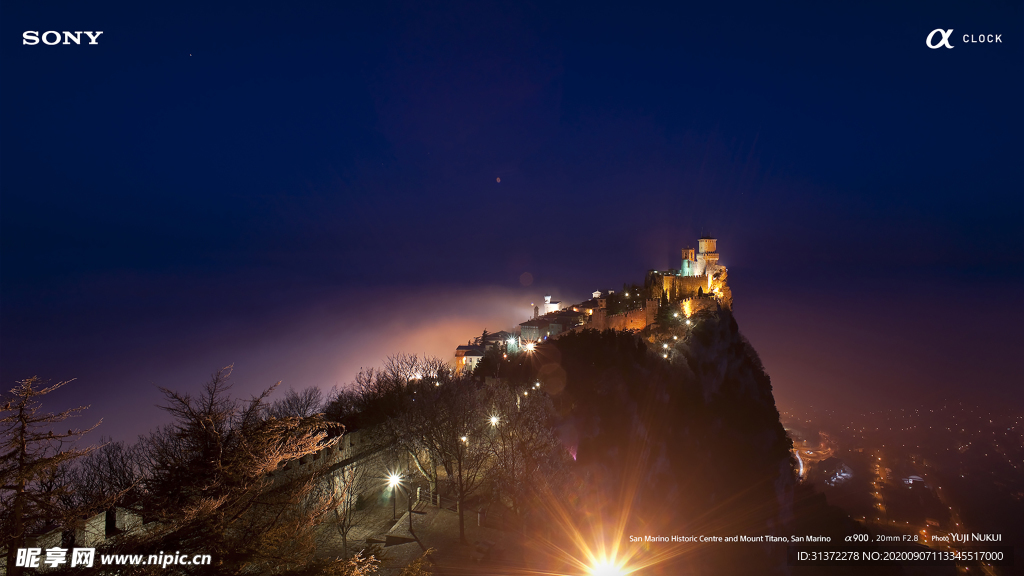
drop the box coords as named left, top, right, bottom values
left=532, top=308, right=846, bottom=574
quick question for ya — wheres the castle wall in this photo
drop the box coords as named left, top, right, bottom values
left=678, top=296, right=719, bottom=318
left=584, top=300, right=658, bottom=332
left=661, top=274, right=709, bottom=301
left=268, top=427, right=379, bottom=486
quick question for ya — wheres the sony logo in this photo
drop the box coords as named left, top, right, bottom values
left=22, top=31, right=104, bottom=45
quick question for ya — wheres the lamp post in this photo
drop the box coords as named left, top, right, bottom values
left=388, top=471, right=414, bottom=532
left=387, top=472, right=401, bottom=520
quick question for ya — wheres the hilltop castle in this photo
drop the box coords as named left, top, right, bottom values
left=645, top=235, right=729, bottom=303
left=454, top=236, right=732, bottom=368
left=521, top=236, right=730, bottom=341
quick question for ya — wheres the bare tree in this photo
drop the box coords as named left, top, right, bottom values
left=484, top=382, right=565, bottom=519
left=1, top=377, right=100, bottom=576
left=70, top=438, right=145, bottom=511
left=267, top=386, right=325, bottom=419
left=329, top=355, right=452, bottom=494
left=326, top=455, right=380, bottom=558
left=403, top=374, right=491, bottom=544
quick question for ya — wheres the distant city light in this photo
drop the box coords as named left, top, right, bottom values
left=523, top=391, right=529, bottom=396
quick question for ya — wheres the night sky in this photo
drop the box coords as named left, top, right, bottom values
left=2, top=1, right=1021, bottom=441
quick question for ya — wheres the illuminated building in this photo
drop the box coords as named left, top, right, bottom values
left=454, top=344, right=484, bottom=372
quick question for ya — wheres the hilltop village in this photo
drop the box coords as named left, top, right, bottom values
left=454, top=236, right=733, bottom=370
left=9, top=234, right=817, bottom=576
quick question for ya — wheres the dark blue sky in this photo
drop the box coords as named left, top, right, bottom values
left=2, top=1, right=1021, bottom=438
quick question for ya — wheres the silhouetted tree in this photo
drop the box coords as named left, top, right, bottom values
left=484, top=381, right=567, bottom=518
left=70, top=438, right=145, bottom=511
left=327, top=456, right=380, bottom=558
left=267, top=386, right=325, bottom=418
left=402, top=375, right=491, bottom=543
left=1, top=377, right=100, bottom=576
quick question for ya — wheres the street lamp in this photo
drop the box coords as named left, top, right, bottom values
left=489, top=415, right=500, bottom=426
left=387, top=471, right=416, bottom=532
left=387, top=472, right=402, bottom=520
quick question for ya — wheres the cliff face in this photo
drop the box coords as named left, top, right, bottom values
left=545, top=308, right=797, bottom=574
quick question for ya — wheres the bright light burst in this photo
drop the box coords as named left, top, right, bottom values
left=387, top=472, right=402, bottom=489
left=517, top=418, right=701, bottom=576
left=587, top=558, right=627, bottom=576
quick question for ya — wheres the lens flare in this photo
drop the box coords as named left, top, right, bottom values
left=588, top=558, right=626, bottom=576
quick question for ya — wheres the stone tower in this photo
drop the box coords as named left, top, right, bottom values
left=680, top=247, right=697, bottom=277
left=696, top=236, right=719, bottom=275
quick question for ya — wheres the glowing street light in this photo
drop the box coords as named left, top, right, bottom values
left=685, top=320, right=691, bottom=325
left=387, top=472, right=403, bottom=520
left=673, top=312, right=679, bottom=318
left=525, top=342, right=536, bottom=352
left=461, top=436, right=468, bottom=443
left=489, top=415, right=500, bottom=426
